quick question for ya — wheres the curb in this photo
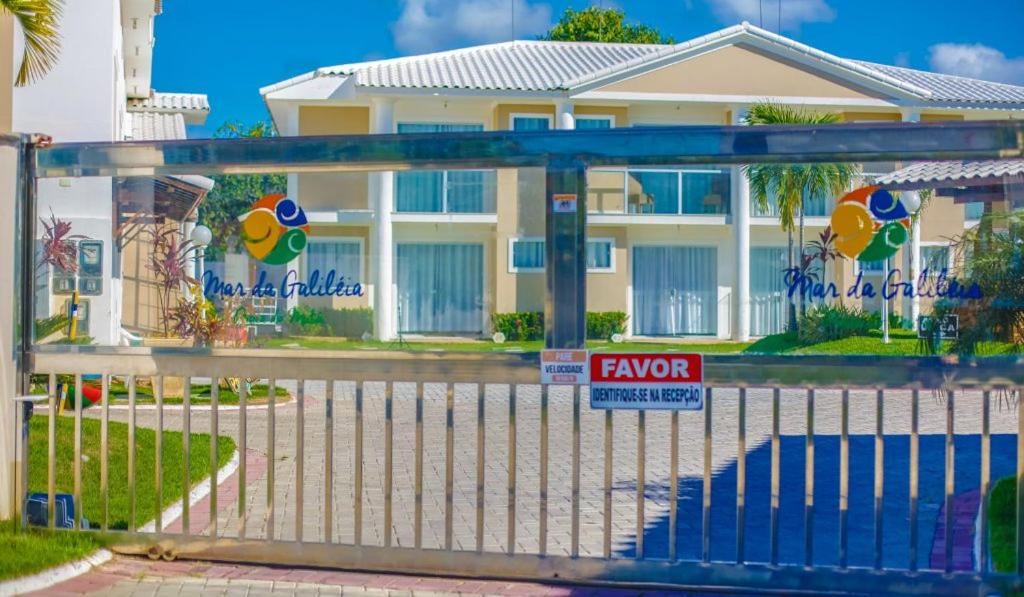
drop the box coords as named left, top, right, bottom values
left=140, top=448, right=241, bottom=533
left=0, top=548, right=112, bottom=596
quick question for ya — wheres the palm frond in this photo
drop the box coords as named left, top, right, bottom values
left=2, top=0, right=63, bottom=86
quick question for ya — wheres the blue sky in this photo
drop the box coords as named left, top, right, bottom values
left=152, top=0, right=1024, bottom=137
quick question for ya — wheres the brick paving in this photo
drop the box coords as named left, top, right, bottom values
left=31, top=557, right=743, bottom=596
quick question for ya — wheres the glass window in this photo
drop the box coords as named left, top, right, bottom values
left=307, top=239, right=363, bottom=282
left=633, top=245, right=718, bottom=335
left=395, top=123, right=493, bottom=213
left=586, top=239, right=614, bottom=271
left=628, top=171, right=678, bottom=214
left=681, top=169, right=730, bottom=215
left=965, top=202, right=985, bottom=220
left=754, top=187, right=830, bottom=217
left=860, top=259, right=886, bottom=273
left=396, top=243, right=484, bottom=333
left=511, top=115, right=551, bottom=131
left=509, top=239, right=544, bottom=272
left=575, top=116, right=612, bottom=129
left=922, top=245, right=950, bottom=274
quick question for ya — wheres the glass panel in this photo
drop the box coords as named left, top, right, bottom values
left=512, top=116, right=551, bottom=131
left=396, top=243, right=484, bottom=333
left=681, top=169, right=730, bottom=215
left=396, top=170, right=443, bottom=212
left=575, top=117, right=611, bottom=129
left=628, top=171, right=678, bottom=214
left=511, top=239, right=544, bottom=270
left=632, top=246, right=717, bottom=335
left=447, top=170, right=496, bottom=213
left=964, top=201, right=985, bottom=220
left=586, top=240, right=612, bottom=270
left=396, top=123, right=490, bottom=213
left=922, top=245, right=950, bottom=274
left=751, top=247, right=788, bottom=336
left=754, top=187, right=830, bottom=217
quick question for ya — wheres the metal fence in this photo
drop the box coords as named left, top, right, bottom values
left=14, top=121, right=1024, bottom=594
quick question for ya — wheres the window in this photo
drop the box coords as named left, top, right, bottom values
left=586, top=238, right=614, bottom=272
left=858, top=259, right=886, bottom=273
left=510, top=114, right=552, bottom=131
left=575, top=115, right=614, bottom=129
left=621, top=168, right=731, bottom=215
left=753, top=187, right=830, bottom=217
left=508, top=238, right=544, bottom=272
left=965, top=202, right=985, bottom=220
left=922, top=244, right=951, bottom=274
left=52, top=239, right=103, bottom=296
left=508, top=238, right=616, bottom=273
left=395, top=123, right=495, bottom=213
left=307, top=238, right=364, bottom=283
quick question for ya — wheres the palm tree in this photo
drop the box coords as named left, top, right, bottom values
left=3, top=0, right=63, bottom=86
left=742, top=102, right=860, bottom=331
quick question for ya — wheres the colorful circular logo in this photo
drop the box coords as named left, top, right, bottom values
left=831, top=185, right=914, bottom=262
left=239, top=194, right=310, bottom=265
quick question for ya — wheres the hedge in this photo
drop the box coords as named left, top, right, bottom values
left=491, top=311, right=628, bottom=341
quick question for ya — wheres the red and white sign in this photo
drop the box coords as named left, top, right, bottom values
left=552, top=193, right=578, bottom=213
left=589, top=353, right=703, bottom=410
left=540, top=349, right=589, bottom=385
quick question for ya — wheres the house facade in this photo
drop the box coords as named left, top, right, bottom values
left=15, top=0, right=211, bottom=345
left=262, top=23, right=1024, bottom=341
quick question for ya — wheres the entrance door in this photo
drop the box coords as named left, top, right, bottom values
left=751, top=247, right=788, bottom=336
left=396, top=243, right=484, bottom=334
left=632, top=246, right=717, bottom=335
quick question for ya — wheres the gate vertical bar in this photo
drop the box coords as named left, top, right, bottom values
left=128, top=376, right=136, bottom=532
left=804, top=389, right=814, bottom=568
left=874, top=389, right=884, bottom=570
left=324, top=381, right=333, bottom=544
left=909, top=389, right=919, bottom=571
left=603, top=409, right=612, bottom=559
left=294, top=380, right=303, bottom=542
left=839, top=389, right=849, bottom=569
left=354, top=381, right=364, bottom=546
left=209, top=380, right=219, bottom=538
left=266, top=379, right=276, bottom=541
left=238, top=381, right=248, bottom=540
left=945, top=389, right=955, bottom=573
left=154, top=376, right=163, bottom=532
left=73, top=374, right=81, bottom=529
left=539, top=384, right=549, bottom=555
left=415, top=382, right=424, bottom=549
left=46, top=373, right=55, bottom=530
left=702, top=387, right=713, bottom=563
left=383, top=382, right=393, bottom=547
left=507, top=386, right=517, bottom=555
left=736, top=387, right=746, bottom=564
left=182, top=377, right=191, bottom=535
left=571, top=385, right=581, bottom=557
left=544, top=160, right=586, bottom=349
left=771, top=387, right=781, bottom=566
left=636, top=410, right=646, bottom=559
left=980, top=389, right=991, bottom=573
left=100, top=375, right=109, bottom=531
left=444, top=384, right=454, bottom=550
left=1017, top=384, right=1024, bottom=576
left=475, top=383, right=485, bottom=553
left=669, top=410, right=679, bottom=562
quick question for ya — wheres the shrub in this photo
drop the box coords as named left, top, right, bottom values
left=587, top=311, right=628, bottom=340
left=321, top=307, right=374, bottom=338
left=491, top=311, right=629, bottom=341
left=285, top=305, right=326, bottom=336
left=492, top=311, right=544, bottom=341
left=797, top=304, right=876, bottom=345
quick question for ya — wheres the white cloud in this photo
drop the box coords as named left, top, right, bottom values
left=392, top=0, right=552, bottom=55
left=704, top=0, right=835, bottom=31
left=929, top=43, right=1024, bottom=85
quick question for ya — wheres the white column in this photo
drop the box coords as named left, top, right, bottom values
left=372, top=98, right=396, bottom=340
left=0, top=142, right=19, bottom=520
left=901, top=109, right=922, bottom=326
left=278, top=106, right=302, bottom=313
left=555, top=100, right=575, bottom=130
left=731, top=107, right=751, bottom=341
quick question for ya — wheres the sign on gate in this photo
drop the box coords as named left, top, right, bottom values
left=540, top=349, right=589, bottom=384
left=589, top=353, right=703, bottom=410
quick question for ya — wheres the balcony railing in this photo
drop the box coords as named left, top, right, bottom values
left=588, top=167, right=732, bottom=215
left=395, top=169, right=497, bottom=214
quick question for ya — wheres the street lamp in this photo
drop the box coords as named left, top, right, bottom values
left=189, top=224, right=212, bottom=281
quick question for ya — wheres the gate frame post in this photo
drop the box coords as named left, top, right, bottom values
left=544, top=160, right=587, bottom=350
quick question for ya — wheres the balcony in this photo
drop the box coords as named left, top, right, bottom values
left=587, top=167, right=731, bottom=224
left=394, top=169, right=497, bottom=215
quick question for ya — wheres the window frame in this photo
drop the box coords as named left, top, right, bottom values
left=305, top=236, right=366, bottom=283
left=586, top=237, right=616, bottom=273
left=507, top=237, right=545, bottom=273
left=920, top=241, right=953, bottom=273
left=574, top=114, right=615, bottom=129
left=509, top=113, right=554, bottom=131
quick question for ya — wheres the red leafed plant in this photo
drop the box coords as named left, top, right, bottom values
left=38, top=212, right=86, bottom=273
left=148, top=228, right=198, bottom=336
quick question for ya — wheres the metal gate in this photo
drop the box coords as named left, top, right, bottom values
left=13, top=122, right=1024, bottom=595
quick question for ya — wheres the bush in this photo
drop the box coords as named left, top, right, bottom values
left=587, top=311, right=628, bottom=340
left=321, top=307, right=374, bottom=338
left=492, top=311, right=544, bottom=341
left=797, top=304, right=876, bottom=345
left=285, top=305, right=326, bottom=336
left=491, top=311, right=629, bottom=341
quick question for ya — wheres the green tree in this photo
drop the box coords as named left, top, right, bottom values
left=198, top=121, right=287, bottom=261
left=742, top=102, right=859, bottom=330
left=543, top=6, right=674, bottom=44
left=3, top=0, right=63, bottom=85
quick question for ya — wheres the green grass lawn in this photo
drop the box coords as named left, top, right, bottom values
left=262, top=332, right=1019, bottom=357
left=0, top=519, right=102, bottom=581
left=0, top=414, right=236, bottom=581
left=107, top=380, right=290, bottom=406
left=989, top=476, right=1016, bottom=573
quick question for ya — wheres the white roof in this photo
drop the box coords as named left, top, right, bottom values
left=127, top=92, right=211, bottom=125
left=128, top=111, right=186, bottom=141
left=263, top=22, right=1024, bottom=108
left=874, top=159, right=1024, bottom=187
